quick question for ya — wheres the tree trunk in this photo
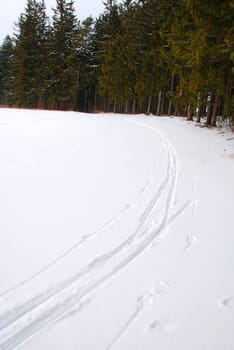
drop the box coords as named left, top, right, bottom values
left=84, top=89, right=88, bottom=112
left=156, top=90, right=162, bottom=115
left=223, top=75, right=233, bottom=117
left=124, top=100, right=129, bottom=114
left=146, top=95, right=152, bottom=115
left=196, top=103, right=205, bottom=123
left=167, top=74, right=175, bottom=116
left=132, top=99, right=136, bottom=114
left=94, top=90, right=97, bottom=111
left=206, top=93, right=213, bottom=125
left=187, top=107, right=193, bottom=121
left=160, top=91, right=165, bottom=114
left=211, top=94, right=219, bottom=127
left=168, top=99, right=172, bottom=117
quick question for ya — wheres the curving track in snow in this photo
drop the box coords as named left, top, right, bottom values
left=0, top=116, right=193, bottom=350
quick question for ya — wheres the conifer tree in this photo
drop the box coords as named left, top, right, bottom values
left=94, top=0, right=124, bottom=110
left=98, top=0, right=147, bottom=112
left=0, top=36, right=15, bottom=105
left=13, top=0, right=49, bottom=107
left=134, top=0, right=171, bottom=114
left=75, top=17, right=97, bottom=112
left=49, top=0, right=79, bottom=110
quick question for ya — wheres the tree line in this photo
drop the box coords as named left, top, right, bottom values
left=0, top=0, right=233, bottom=125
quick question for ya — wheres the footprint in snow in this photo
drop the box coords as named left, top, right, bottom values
left=146, top=319, right=181, bottom=335
left=218, top=297, right=234, bottom=309
left=138, top=280, right=170, bottom=312
left=182, top=235, right=198, bottom=255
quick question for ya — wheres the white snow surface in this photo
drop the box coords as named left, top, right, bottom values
left=0, top=108, right=234, bottom=350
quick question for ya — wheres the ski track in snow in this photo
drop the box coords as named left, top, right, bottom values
left=0, top=117, right=193, bottom=350
left=0, top=165, right=153, bottom=300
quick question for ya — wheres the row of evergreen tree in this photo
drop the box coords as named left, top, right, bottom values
left=0, top=0, right=233, bottom=124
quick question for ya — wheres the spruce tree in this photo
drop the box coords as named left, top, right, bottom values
left=75, top=17, right=99, bottom=112
left=49, top=0, right=79, bottom=110
left=13, top=0, right=49, bottom=107
left=0, top=36, right=15, bottom=105
left=94, top=0, right=123, bottom=111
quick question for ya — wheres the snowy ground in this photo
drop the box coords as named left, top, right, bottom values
left=0, top=108, right=234, bottom=350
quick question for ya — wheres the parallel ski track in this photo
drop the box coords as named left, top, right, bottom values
left=0, top=117, right=189, bottom=350
left=0, top=167, right=153, bottom=300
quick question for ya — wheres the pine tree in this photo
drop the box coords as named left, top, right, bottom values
left=134, top=0, right=171, bottom=114
left=49, top=0, right=79, bottom=110
left=13, top=0, right=49, bottom=107
left=94, top=0, right=124, bottom=111
left=0, top=36, right=15, bottom=105
left=98, top=0, right=148, bottom=113
left=75, top=16, right=97, bottom=112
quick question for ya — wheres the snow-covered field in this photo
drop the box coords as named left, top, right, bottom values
left=0, top=108, right=234, bottom=350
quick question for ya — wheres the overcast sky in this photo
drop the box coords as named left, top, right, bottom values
left=0, top=0, right=106, bottom=44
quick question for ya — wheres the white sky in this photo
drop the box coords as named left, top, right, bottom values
left=0, top=0, right=106, bottom=44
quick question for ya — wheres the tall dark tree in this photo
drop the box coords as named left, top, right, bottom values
left=13, top=0, right=49, bottom=107
left=93, top=0, right=123, bottom=110
left=75, top=17, right=99, bottom=112
left=0, top=35, right=15, bottom=105
left=49, top=0, right=79, bottom=110
left=98, top=5, right=131, bottom=111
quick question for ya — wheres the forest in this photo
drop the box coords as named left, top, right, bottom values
left=0, top=0, right=233, bottom=125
